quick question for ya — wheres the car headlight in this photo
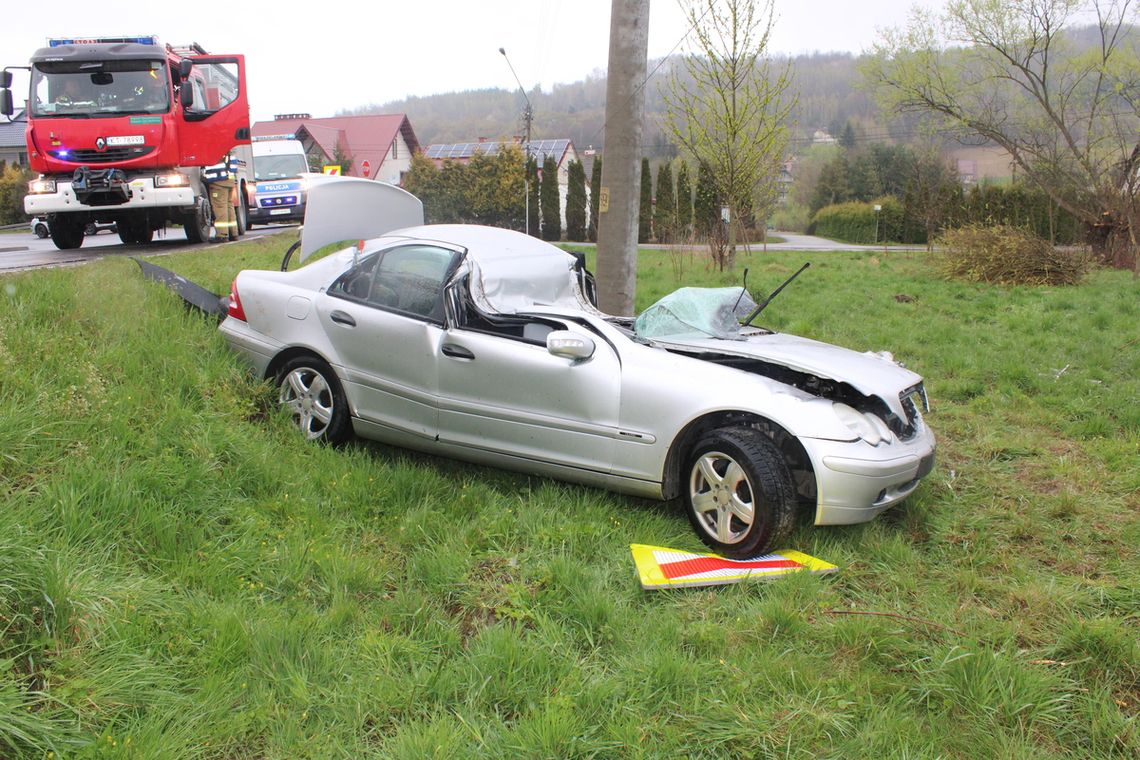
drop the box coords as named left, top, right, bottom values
left=28, top=179, right=57, bottom=194
left=833, top=403, right=886, bottom=446
left=154, top=172, right=188, bottom=188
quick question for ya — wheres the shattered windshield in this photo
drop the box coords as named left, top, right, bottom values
left=634, top=287, right=759, bottom=340
left=31, top=60, right=170, bottom=117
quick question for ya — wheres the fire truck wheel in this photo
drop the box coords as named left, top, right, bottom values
left=184, top=198, right=212, bottom=244
left=118, top=221, right=153, bottom=245
left=50, top=220, right=85, bottom=250
left=236, top=190, right=248, bottom=236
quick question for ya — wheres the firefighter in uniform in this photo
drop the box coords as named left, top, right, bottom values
left=203, top=152, right=239, bottom=242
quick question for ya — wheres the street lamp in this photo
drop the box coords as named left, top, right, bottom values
left=499, top=47, right=534, bottom=235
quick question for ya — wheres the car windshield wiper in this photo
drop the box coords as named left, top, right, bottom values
left=741, top=262, right=810, bottom=329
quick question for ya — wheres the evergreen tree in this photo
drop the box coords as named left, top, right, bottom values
left=839, top=121, right=857, bottom=150
left=331, top=143, right=354, bottom=177
left=676, top=161, right=693, bottom=236
left=810, top=153, right=852, bottom=214
left=653, top=162, right=675, bottom=243
left=694, top=161, right=718, bottom=235
left=540, top=154, right=561, bottom=241
left=588, top=156, right=602, bottom=242
left=526, top=156, right=540, bottom=237
left=565, top=159, right=587, bottom=242
left=638, top=157, right=652, bottom=244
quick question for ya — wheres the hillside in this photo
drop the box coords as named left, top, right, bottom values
left=344, top=52, right=877, bottom=158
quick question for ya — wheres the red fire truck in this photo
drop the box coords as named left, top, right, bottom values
left=0, top=36, right=251, bottom=249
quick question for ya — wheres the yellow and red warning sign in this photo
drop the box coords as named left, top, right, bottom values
left=631, top=544, right=838, bottom=590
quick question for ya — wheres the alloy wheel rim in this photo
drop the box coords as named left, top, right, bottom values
left=279, top=367, right=334, bottom=440
left=689, top=450, right=755, bottom=544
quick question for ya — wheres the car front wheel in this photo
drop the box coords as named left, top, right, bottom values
left=684, top=427, right=796, bottom=559
left=276, top=356, right=350, bottom=444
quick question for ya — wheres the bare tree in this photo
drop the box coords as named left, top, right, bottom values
left=661, top=0, right=794, bottom=270
left=868, top=0, right=1140, bottom=271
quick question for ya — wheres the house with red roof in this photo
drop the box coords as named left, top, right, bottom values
left=251, top=113, right=420, bottom=185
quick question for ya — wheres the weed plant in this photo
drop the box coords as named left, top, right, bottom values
left=0, top=236, right=1135, bottom=757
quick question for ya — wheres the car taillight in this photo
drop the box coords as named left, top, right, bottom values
left=227, top=278, right=247, bottom=321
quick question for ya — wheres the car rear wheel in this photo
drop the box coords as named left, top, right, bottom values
left=33, top=223, right=48, bottom=238
left=684, top=427, right=796, bottom=559
left=276, top=356, right=351, bottom=444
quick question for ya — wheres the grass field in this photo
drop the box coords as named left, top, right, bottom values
left=0, top=235, right=1136, bottom=758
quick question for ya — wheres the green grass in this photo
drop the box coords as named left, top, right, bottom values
left=1, top=236, right=1136, bottom=758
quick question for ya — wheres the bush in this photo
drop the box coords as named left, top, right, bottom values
left=0, top=164, right=34, bottom=225
left=809, top=196, right=919, bottom=244
left=951, top=183, right=1082, bottom=245
left=769, top=202, right=810, bottom=232
left=935, top=225, right=1090, bottom=285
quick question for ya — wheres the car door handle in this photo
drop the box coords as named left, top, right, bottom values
left=441, top=343, right=475, bottom=360
left=329, top=310, right=356, bottom=327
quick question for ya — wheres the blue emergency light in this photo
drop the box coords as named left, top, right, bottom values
left=48, top=36, right=159, bottom=47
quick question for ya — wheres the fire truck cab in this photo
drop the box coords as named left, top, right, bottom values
left=0, top=36, right=251, bottom=249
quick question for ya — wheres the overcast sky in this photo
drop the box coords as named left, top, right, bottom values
left=1, top=0, right=935, bottom=123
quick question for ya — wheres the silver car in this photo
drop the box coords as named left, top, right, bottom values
left=219, top=180, right=935, bottom=558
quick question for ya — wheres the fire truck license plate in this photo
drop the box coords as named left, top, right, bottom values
left=107, top=135, right=145, bottom=146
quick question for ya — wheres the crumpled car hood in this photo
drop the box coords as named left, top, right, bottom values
left=649, top=331, right=923, bottom=419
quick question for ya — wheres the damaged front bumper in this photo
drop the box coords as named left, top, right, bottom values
left=801, top=425, right=936, bottom=525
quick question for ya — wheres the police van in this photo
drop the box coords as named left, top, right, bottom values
left=248, top=136, right=310, bottom=225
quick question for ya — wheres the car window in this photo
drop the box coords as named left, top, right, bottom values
left=330, top=244, right=458, bottom=322
left=450, top=275, right=562, bottom=344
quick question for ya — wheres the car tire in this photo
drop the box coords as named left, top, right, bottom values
left=276, top=356, right=351, bottom=445
left=684, top=427, right=796, bottom=559
left=34, top=223, right=48, bottom=238
left=49, top=220, right=85, bottom=250
left=84, top=223, right=97, bottom=236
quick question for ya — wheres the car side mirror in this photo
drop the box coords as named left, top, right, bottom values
left=547, top=331, right=595, bottom=361
left=180, top=86, right=194, bottom=109
left=0, top=71, right=11, bottom=88
left=0, top=89, right=12, bottom=117
left=179, top=60, right=193, bottom=80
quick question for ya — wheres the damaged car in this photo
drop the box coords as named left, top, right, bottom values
left=215, top=178, right=935, bottom=558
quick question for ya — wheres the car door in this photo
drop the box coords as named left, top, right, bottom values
left=436, top=316, right=620, bottom=476
left=317, top=243, right=461, bottom=440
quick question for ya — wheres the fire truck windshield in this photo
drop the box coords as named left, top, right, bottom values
left=31, top=61, right=170, bottom=118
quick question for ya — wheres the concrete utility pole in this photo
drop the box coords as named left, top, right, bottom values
left=595, top=0, right=650, bottom=316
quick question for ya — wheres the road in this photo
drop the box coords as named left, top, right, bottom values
left=761, top=232, right=925, bottom=251
left=0, top=224, right=292, bottom=273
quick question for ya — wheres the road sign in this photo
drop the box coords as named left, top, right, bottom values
left=322, top=165, right=341, bottom=176
left=361, top=160, right=371, bottom=177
